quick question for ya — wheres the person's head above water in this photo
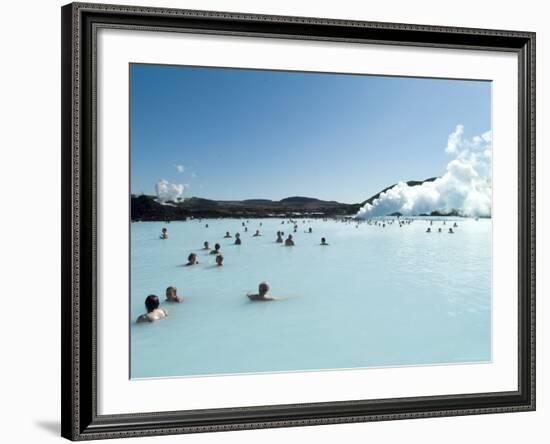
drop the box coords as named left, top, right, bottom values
left=187, top=252, right=197, bottom=264
left=204, top=241, right=210, bottom=249
left=321, top=237, right=328, bottom=245
left=214, top=243, right=221, bottom=251
left=161, top=228, right=167, bottom=233
left=216, top=254, right=224, bottom=266
left=259, top=281, right=270, bottom=295
left=145, top=294, right=160, bottom=313
left=165, top=286, right=181, bottom=302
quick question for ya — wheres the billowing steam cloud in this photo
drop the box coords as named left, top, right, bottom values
left=155, top=179, right=186, bottom=203
left=356, top=125, right=492, bottom=219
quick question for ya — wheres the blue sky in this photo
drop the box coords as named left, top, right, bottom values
left=130, top=64, right=491, bottom=203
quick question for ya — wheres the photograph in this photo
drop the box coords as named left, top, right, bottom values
left=129, top=63, right=493, bottom=379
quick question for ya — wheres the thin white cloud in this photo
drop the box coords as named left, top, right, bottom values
left=175, top=164, right=185, bottom=173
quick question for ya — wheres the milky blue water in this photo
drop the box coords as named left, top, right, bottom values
left=130, top=217, right=491, bottom=379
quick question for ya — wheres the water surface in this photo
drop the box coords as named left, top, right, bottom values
left=130, top=217, right=491, bottom=378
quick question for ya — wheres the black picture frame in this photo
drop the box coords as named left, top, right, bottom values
left=61, top=2, right=536, bottom=440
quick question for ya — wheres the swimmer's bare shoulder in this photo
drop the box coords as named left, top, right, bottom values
left=137, top=308, right=168, bottom=323
left=136, top=314, right=150, bottom=323
left=166, top=296, right=182, bottom=303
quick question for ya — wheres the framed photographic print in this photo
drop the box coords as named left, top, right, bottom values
left=61, top=2, right=536, bottom=440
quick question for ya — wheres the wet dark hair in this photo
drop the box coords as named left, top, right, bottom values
left=321, top=237, right=326, bottom=243
left=162, top=228, right=167, bottom=232
left=188, top=253, right=197, bottom=262
left=145, top=295, right=160, bottom=313
left=214, top=243, right=221, bottom=250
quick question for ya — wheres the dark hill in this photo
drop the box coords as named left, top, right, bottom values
left=131, top=195, right=361, bottom=221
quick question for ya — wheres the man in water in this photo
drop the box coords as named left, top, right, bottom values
left=203, top=241, right=210, bottom=250
left=247, top=282, right=275, bottom=301
left=160, top=227, right=168, bottom=239
left=186, top=253, right=199, bottom=265
left=449, top=228, right=454, bottom=234
left=426, top=227, right=432, bottom=233
left=253, top=230, right=262, bottom=237
left=165, top=286, right=182, bottom=303
left=320, top=237, right=329, bottom=246
left=276, top=231, right=283, bottom=243
left=137, top=295, right=168, bottom=323
left=210, top=243, right=221, bottom=255
left=285, top=234, right=295, bottom=246
left=235, top=233, right=242, bottom=245
left=224, top=231, right=232, bottom=238
left=216, top=254, right=224, bottom=266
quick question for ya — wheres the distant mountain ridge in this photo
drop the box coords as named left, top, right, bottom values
left=131, top=195, right=361, bottom=221
left=131, top=178, right=446, bottom=221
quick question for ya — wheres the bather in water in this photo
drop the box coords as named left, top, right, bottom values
left=136, top=295, right=168, bottom=323
left=253, top=230, right=262, bottom=237
left=234, top=233, right=242, bottom=245
left=247, top=282, right=275, bottom=301
left=276, top=231, right=283, bottom=243
left=203, top=241, right=210, bottom=250
left=186, top=253, right=199, bottom=265
left=285, top=234, right=295, bottom=246
left=160, top=227, right=168, bottom=240
left=165, top=286, right=182, bottom=303
left=210, top=243, right=221, bottom=255
left=215, top=254, right=224, bottom=266
left=224, top=231, right=232, bottom=238
left=320, top=237, right=329, bottom=246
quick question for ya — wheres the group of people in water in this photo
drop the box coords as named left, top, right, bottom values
left=136, top=280, right=278, bottom=322
left=139, top=219, right=323, bottom=323
left=425, top=220, right=459, bottom=234
left=138, top=217, right=460, bottom=323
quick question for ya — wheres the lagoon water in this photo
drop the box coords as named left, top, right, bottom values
left=130, top=217, right=491, bottom=379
